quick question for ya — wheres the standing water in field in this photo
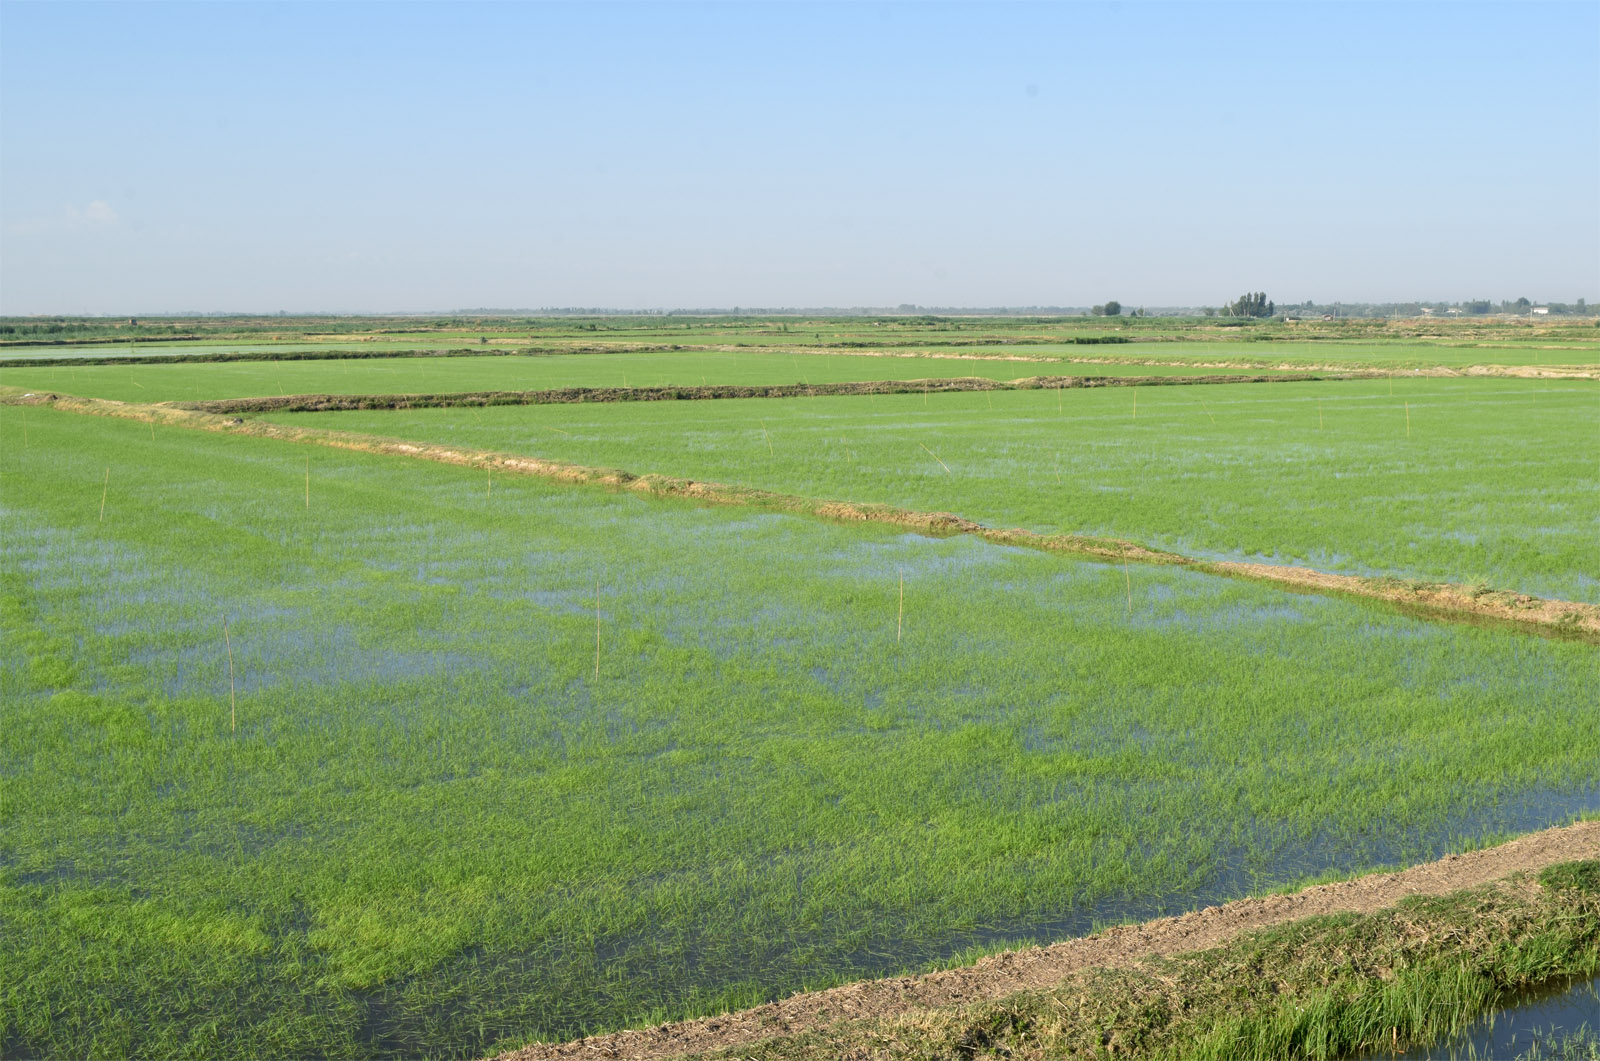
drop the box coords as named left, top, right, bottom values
left=1387, top=976, right=1600, bottom=1060
left=4, top=409, right=1598, bottom=1059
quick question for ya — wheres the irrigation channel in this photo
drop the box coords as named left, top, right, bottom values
left=1390, top=976, right=1599, bottom=1060
left=496, top=823, right=1600, bottom=1060
left=4, top=386, right=1596, bottom=641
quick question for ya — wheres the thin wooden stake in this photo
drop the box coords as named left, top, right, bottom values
left=1121, top=546, right=1133, bottom=615
left=1132, top=389, right=1137, bottom=420
left=761, top=420, right=773, bottom=456
left=897, top=569, right=904, bottom=642
left=594, top=580, right=601, bottom=679
left=98, top=467, right=109, bottom=522
left=223, top=616, right=237, bottom=733
left=486, top=466, right=492, bottom=498
left=20, top=409, right=27, bottom=447
left=304, top=455, right=310, bottom=509
left=1318, top=399, right=1324, bottom=430
left=1405, top=401, right=1411, bottom=438
left=918, top=442, right=951, bottom=474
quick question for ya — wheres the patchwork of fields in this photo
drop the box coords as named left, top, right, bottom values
left=2, top=317, right=1596, bottom=1059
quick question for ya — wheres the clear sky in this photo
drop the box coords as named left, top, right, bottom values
left=2, top=1, right=1596, bottom=314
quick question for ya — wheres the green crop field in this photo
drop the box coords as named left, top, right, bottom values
left=0, top=350, right=1304, bottom=406
left=273, top=377, right=1599, bottom=604
left=3, top=316, right=1598, bottom=1060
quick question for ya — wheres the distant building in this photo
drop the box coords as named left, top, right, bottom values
left=1532, top=306, right=1550, bottom=315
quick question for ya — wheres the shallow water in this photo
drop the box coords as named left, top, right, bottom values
left=1392, top=976, right=1599, bottom=1060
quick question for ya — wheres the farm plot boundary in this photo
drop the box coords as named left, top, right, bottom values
left=168, top=372, right=1374, bottom=414
left=8, top=387, right=1596, bottom=639
left=498, top=821, right=1600, bottom=1061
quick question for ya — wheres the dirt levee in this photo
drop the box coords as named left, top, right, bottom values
left=493, top=821, right=1600, bottom=1061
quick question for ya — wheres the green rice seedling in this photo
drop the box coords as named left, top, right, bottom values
left=280, top=378, right=1599, bottom=602
left=2, top=406, right=1596, bottom=1058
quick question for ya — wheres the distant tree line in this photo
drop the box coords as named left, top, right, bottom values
left=1225, top=292, right=1275, bottom=318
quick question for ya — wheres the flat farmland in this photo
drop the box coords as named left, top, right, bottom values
left=0, top=350, right=1304, bottom=406
left=273, top=378, right=1600, bottom=603
left=3, top=405, right=1597, bottom=1059
left=3, top=317, right=1598, bottom=1060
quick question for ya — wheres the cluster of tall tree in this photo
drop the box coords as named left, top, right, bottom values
left=1225, top=292, right=1274, bottom=318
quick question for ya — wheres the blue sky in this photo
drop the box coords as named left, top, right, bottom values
left=2, top=1, right=1595, bottom=313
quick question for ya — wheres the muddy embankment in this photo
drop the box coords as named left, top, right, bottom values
left=6, top=388, right=1597, bottom=640
left=172, top=372, right=1366, bottom=414
left=492, top=821, right=1600, bottom=1061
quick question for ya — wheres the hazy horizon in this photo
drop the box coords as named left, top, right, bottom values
left=4, top=1, right=1596, bottom=315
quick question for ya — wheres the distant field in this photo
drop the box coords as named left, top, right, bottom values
left=0, top=351, right=1309, bottom=403
left=995, top=340, right=1599, bottom=369
left=4, top=406, right=1596, bottom=1059
left=274, top=377, right=1599, bottom=603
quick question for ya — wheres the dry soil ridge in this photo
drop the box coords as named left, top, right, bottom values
left=168, top=371, right=1369, bottom=415
left=494, top=821, right=1600, bottom=1061
left=5, top=388, right=1596, bottom=638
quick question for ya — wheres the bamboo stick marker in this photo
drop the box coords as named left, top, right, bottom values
left=1132, top=390, right=1137, bottom=420
left=1405, top=401, right=1411, bottom=438
left=897, top=569, right=904, bottom=642
left=594, top=580, right=601, bottom=679
left=223, top=616, right=237, bottom=733
left=98, top=468, right=109, bottom=522
left=487, top=466, right=492, bottom=498
left=1319, top=400, right=1324, bottom=430
left=304, top=455, right=310, bottom=509
left=918, top=442, right=951, bottom=474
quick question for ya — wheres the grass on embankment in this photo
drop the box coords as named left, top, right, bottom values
left=701, top=861, right=1600, bottom=1061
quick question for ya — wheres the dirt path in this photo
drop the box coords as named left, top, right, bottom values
left=5, top=387, right=1597, bottom=639
left=494, top=821, right=1600, bottom=1061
